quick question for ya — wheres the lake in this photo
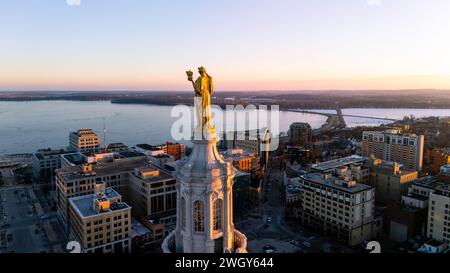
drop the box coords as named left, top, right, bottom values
left=1, top=100, right=449, bottom=155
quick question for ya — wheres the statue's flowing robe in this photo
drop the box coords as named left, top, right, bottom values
left=194, top=75, right=214, bottom=127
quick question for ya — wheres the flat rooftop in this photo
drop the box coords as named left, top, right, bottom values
left=412, top=176, right=439, bottom=189
left=62, top=153, right=86, bottom=165
left=59, top=156, right=148, bottom=180
left=131, top=218, right=152, bottom=238
left=425, top=239, right=444, bottom=248
left=404, top=193, right=429, bottom=201
left=34, top=149, right=67, bottom=159
left=311, top=155, right=366, bottom=172
left=136, top=144, right=163, bottom=151
left=301, top=172, right=372, bottom=193
left=69, top=189, right=129, bottom=218
left=133, top=166, right=174, bottom=182
left=118, top=151, right=145, bottom=158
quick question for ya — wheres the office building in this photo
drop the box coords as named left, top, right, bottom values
left=427, top=184, right=450, bottom=246
left=163, top=141, right=185, bottom=160
left=69, top=129, right=101, bottom=153
left=369, top=159, right=418, bottom=203
left=311, top=155, right=367, bottom=173
left=128, top=166, right=177, bottom=225
left=362, top=129, right=424, bottom=172
left=68, top=183, right=131, bottom=253
left=224, top=149, right=259, bottom=172
left=106, top=143, right=129, bottom=153
left=295, top=172, right=375, bottom=246
left=425, top=148, right=450, bottom=175
left=135, top=142, right=185, bottom=161
left=288, top=122, right=312, bottom=146
left=55, top=155, right=148, bottom=228
left=32, top=148, right=68, bottom=179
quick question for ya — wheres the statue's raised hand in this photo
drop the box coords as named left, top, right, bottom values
left=186, top=70, right=193, bottom=82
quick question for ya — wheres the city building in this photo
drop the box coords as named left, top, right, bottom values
left=427, top=184, right=450, bottom=246
left=310, top=155, right=367, bottom=174
left=163, top=141, right=185, bottom=160
left=68, top=183, right=131, bottom=253
left=135, top=142, right=185, bottom=161
left=135, top=144, right=165, bottom=157
left=232, top=171, right=253, bottom=221
left=417, top=240, right=447, bottom=253
left=55, top=155, right=148, bottom=229
left=106, top=143, right=129, bottom=153
left=438, top=165, right=450, bottom=183
left=218, top=129, right=271, bottom=169
left=385, top=176, right=438, bottom=242
left=224, top=149, right=259, bottom=172
left=288, top=122, right=312, bottom=146
left=368, top=159, right=418, bottom=203
left=362, top=129, right=424, bottom=172
left=32, top=148, right=68, bottom=180
left=69, top=129, right=101, bottom=153
left=148, top=154, right=174, bottom=168
left=130, top=218, right=153, bottom=253
left=128, top=166, right=177, bottom=226
left=60, top=152, right=87, bottom=167
left=424, top=148, right=450, bottom=175
left=294, top=172, right=375, bottom=246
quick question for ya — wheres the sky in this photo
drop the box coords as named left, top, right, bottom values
left=1, top=0, right=450, bottom=91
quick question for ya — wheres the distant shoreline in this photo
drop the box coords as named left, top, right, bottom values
left=1, top=90, right=450, bottom=110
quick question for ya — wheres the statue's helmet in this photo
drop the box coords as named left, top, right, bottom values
left=198, top=66, right=206, bottom=73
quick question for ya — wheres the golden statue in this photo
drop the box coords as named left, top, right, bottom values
left=186, top=66, right=214, bottom=134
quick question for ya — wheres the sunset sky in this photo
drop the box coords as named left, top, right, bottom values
left=1, top=0, right=450, bottom=91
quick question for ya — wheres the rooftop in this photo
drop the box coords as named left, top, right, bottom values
left=363, top=130, right=419, bottom=138
left=69, top=188, right=129, bottom=218
left=117, top=151, right=145, bottom=158
left=136, top=143, right=163, bottom=151
left=58, top=156, right=148, bottom=180
left=403, top=193, right=429, bottom=201
left=34, top=148, right=67, bottom=159
left=131, top=218, right=152, bottom=238
left=108, top=143, right=127, bottom=148
left=412, top=176, right=439, bottom=189
left=425, top=239, right=444, bottom=248
left=311, top=155, right=366, bottom=172
left=133, top=166, right=174, bottom=182
left=372, top=161, right=417, bottom=176
left=71, top=129, right=98, bottom=136
left=301, top=172, right=373, bottom=193
left=61, top=152, right=86, bottom=165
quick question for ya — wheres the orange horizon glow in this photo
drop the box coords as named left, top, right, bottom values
left=2, top=73, right=450, bottom=91
left=2, top=1, right=450, bottom=92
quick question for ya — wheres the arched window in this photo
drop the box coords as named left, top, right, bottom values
left=213, top=199, right=223, bottom=230
left=193, top=201, right=204, bottom=232
left=181, top=197, right=186, bottom=230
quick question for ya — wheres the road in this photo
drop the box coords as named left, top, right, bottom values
left=243, top=171, right=355, bottom=253
left=0, top=186, right=50, bottom=252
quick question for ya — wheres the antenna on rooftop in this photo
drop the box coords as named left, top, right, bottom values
left=103, top=117, right=108, bottom=153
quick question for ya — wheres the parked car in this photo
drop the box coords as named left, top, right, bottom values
left=263, top=245, right=276, bottom=253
